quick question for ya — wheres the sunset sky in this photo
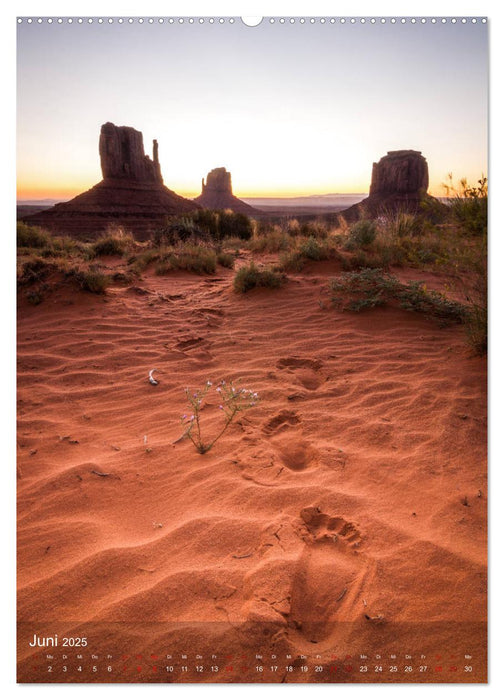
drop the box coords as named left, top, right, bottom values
left=17, top=17, right=488, bottom=200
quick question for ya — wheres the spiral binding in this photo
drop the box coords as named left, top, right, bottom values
left=16, top=17, right=488, bottom=25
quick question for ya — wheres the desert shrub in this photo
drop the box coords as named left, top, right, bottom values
left=153, top=217, right=206, bottom=246
left=218, top=210, right=254, bottom=241
left=190, top=209, right=221, bottom=238
left=419, top=196, right=448, bottom=224
left=443, top=174, right=487, bottom=237
left=25, top=287, right=45, bottom=305
left=128, top=248, right=161, bottom=273
left=299, top=236, right=329, bottom=260
left=233, top=263, right=287, bottom=293
left=65, top=266, right=110, bottom=293
left=344, top=220, right=377, bottom=249
left=459, top=247, right=487, bottom=355
left=80, top=271, right=110, bottom=293
left=155, top=245, right=217, bottom=275
left=298, top=221, right=328, bottom=238
left=465, top=290, right=487, bottom=355
left=217, top=252, right=235, bottom=269
left=220, top=236, right=248, bottom=250
left=17, top=223, right=52, bottom=249
left=17, top=257, right=55, bottom=285
left=155, top=210, right=254, bottom=245
left=280, top=250, right=306, bottom=272
left=280, top=236, right=332, bottom=271
left=330, top=268, right=467, bottom=322
left=380, top=210, right=425, bottom=238
left=249, top=229, right=292, bottom=254
left=255, top=220, right=276, bottom=237
left=92, top=235, right=130, bottom=257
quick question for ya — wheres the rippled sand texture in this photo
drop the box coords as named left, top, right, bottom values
left=17, top=261, right=487, bottom=682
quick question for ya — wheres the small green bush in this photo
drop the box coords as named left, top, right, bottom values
left=280, top=236, right=331, bottom=271
left=92, top=234, right=132, bottom=256
left=25, top=287, right=45, bottom=305
left=65, top=267, right=110, bottom=293
left=155, top=245, right=217, bottom=275
left=154, top=210, right=254, bottom=245
left=345, top=220, right=377, bottom=249
left=17, top=223, right=52, bottom=249
left=249, top=230, right=292, bottom=254
left=461, top=257, right=487, bottom=355
left=153, top=217, right=207, bottom=246
left=330, top=268, right=467, bottom=322
left=17, top=257, right=55, bottom=285
left=128, top=249, right=161, bottom=273
left=218, top=210, right=254, bottom=241
left=217, top=252, right=235, bottom=269
left=298, top=221, right=328, bottom=239
left=381, top=210, right=425, bottom=238
left=79, top=270, right=110, bottom=293
left=191, top=209, right=221, bottom=238
left=443, top=174, right=487, bottom=237
left=233, top=263, right=287, bottom=293
left=299, top=236, right=328, bottom=260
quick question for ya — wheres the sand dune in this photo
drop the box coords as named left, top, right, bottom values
left=17, top=258, right=486, bottom=682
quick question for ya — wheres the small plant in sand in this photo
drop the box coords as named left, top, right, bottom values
left=233, top=263, right=286, bottom=293
left=181, top=380, right=259, bottom=454
left=330, top=268, right=467, bottom=323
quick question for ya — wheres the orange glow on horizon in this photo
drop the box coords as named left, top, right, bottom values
left=17, top=180, right=453, bottom=202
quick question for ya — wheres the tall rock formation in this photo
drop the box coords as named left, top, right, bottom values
left=369, top=150, right=429, bottom=196
left=194, top=167, right=260, bottom=215
left=340, top=150, right=439, bottom=221
left=99, top=122, right=162, bottom=183
left=23, top=123, right=198, bottom=239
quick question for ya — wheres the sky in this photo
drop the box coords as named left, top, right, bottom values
left=17, top=17, right=488, bottom=199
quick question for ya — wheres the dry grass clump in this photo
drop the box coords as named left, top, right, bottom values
left=17, top=222, right=52, bottom=249
left=248, top=228, right=293, bottom=254
left=17, top=256, right=56, bottom=286
left=155, top=244, right=217, bottom=275
left=280, top=236, right=335, bottom=271
left=233, top=263, right=287, bottom=293
left=216, top=251, right=235, bottom=269
left=127, top=248, right=161, bottom=274
left=443, top=173, right=487, bottom=237
left=17, top=223, right=85, bottom=258
left=68, top=268, right=111, bottom=294
left=91, top=233, right=134, bottom=257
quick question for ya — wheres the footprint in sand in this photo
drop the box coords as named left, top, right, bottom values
left=262, top=411, right=319, bottom=472
left=287, top=507, right=368, bottom=646
left=195, top=307, right=225, bottom=328
left=300, top=507, right=361, bottom=544
left=174, top=336, right=205, bottom=351
left=276, top=357, right=325, bottom=391
left=172, top=335, right=214, bottom=362
left=262, top=410, right=301, bottom=436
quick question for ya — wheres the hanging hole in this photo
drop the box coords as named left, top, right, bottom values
left=241, top=17, right=263, bottom=27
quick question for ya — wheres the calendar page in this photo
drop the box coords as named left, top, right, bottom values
left=16, top=14, right=488, bottom=684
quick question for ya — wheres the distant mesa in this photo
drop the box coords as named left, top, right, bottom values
left=194, top=167, right=261, bottom=215
left=340, top=150, right=438, bottom=220
left=23, top=122, right=199, bottom=239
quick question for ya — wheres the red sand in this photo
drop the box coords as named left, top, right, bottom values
left=17, top=259, right=487, bottom=683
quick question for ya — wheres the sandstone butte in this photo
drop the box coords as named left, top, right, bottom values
left=193, top=167, right=260, bottom=215
left=23, top=122, right=199, bottom=240
left=339, top=150, right=440, bottom=221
